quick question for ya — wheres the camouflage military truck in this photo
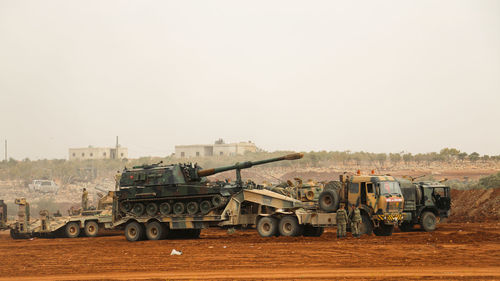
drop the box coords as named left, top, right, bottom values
left=399, top=181, right=451, bottom=232
left=112, top=153, right=309, bottom=241
left=9, top=193, right=115, bottom=239
left=317, top=173, right=405, bottom=236
left=0, top=199, right=8, bottom=230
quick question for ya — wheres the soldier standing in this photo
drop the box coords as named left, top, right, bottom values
left=114, top=171, right=122, bottom=191
left=336, top=203, right=349, bottom=238
left=82, top=188, right=88, bottom=211
left=351, top=205, right=362, bottom=238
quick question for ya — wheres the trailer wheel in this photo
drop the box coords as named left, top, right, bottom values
left=145, top=221, right=166, bottom=240
left=303, top=226, right=324, bottom=237
left=359, top=214, right=373, bottom=235
left=318, top=190, right=339, bottom=212
left=373, top=224, right=394, bottom=236
left=65, top=222, right=80, bottom=238
left=420, top=212, right=437, bottom=232
left=278, top=216, right=303, bottom=237
left=84, top=221, right=99, bottom=237
left=125, top=221, right=145, bottom=242
left=257, top=217, right=278, bottom=237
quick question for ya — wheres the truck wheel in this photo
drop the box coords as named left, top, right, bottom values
left=318, top=190, right=339, bottom=212
left=278, top=216, right=303, bottom=237
left=373, top=224, right=394, bottom=236
left=420, top=212, right=437, bottom=232
left=359, top=214, right=373, bottom=235
left=145, top=203, right=158, bottom=216
left=257, top=217, right=278, bottom=237
left=399, top=222, right=414, bottom=232
left=303, top=225, right=324, bottom=237
left=145, top=221, right=166, bottom=240
left=84, top=221, right=99, bottom=237
left=65, top=222, right=80, bottom=238
left=125, top=221, right=145, bottom=242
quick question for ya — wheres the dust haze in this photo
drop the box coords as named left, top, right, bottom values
left=0, top=0, right=499, bottom=159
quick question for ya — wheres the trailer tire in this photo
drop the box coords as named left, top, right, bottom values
left=84, top=221, right=99, bottom=237
left=359, top=214, right=373, bottom=235
left=65, top=222, right=80, bottom=238
left=420, top=211, right=437, bottom=232
left=257, top=217, right=278, bottom=237
left=125, top=221, right=145, bottom=242
left=145, top=221, right=166, bottom=240
left=278, top=216, right=303, bottom=237
left=318, top=190, right=339, bottom=212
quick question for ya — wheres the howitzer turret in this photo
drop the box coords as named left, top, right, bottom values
left=115, top=153, right=303, bottom=219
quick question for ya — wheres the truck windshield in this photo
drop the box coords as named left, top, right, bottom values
left=378, top=181, right=402, bottom=196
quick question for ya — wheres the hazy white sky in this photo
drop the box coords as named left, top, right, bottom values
left=0, top=0, right=499, bottom=159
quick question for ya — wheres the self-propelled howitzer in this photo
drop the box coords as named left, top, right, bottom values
left=116, top=153, right=303, bottom=219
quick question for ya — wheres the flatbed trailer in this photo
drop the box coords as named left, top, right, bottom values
left=115, top=188, right=337, bottom=241
left=9, top=198, right=114, bottom=239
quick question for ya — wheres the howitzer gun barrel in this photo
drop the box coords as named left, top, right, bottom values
left=197, top=153, right=303, bottom=177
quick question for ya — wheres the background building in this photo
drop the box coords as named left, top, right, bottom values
left=69, top=137, right=128, bottom=160
left=175, top=139, right=256, bottom=158
left=69, top=146, right=128, bottom=160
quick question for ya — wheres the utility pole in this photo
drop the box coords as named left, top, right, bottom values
left=115, top=136, right=119, bottom=160
left=4, top=139, right=6, bottom=161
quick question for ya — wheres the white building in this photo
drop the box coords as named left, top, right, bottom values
left=69, top=146, right=128, bottom=160
left=175, top=140, right=257, bottom=158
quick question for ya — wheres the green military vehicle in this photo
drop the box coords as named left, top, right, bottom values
left=399, top=181, right=451, bottom=232
left=113, top=153, right=309, bottom=241
left=317, top=173, right=405, bottom=236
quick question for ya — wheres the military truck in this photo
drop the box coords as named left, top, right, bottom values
left=113, top=153, right=317, bottom=241
left=399, top=181, right=451, bottom=232
left=317, top=173, right=405, bottom=236
left=9, top=193, right=115, bottom=239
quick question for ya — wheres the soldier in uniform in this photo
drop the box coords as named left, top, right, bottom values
left=351, top=205, right=362, bottom=238
left=336, top=203, right=349, bottom=238
left=82, top=188, right=88, bottom=211
left=114, top=171, right=122, bottom=190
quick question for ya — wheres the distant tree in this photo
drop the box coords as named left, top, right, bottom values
left=389, top=153, right=401, bottom=163
left=469, top=152, right=480, bottom=162
left=458, top=152, right=468, bottom=161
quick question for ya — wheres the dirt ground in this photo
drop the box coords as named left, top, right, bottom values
left=0, top=222, right=499, bottom=280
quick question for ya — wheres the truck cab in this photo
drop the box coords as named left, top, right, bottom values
left=318, top=174, right=404, bottom=236
left=400, top=181, right=451, bottom=232
left=345, top=175, right=404, bottom=236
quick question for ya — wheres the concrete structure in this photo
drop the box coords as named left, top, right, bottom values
left=69, top=146, right=128, bottom=160
left=175, top=140, right=257, bottom=158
